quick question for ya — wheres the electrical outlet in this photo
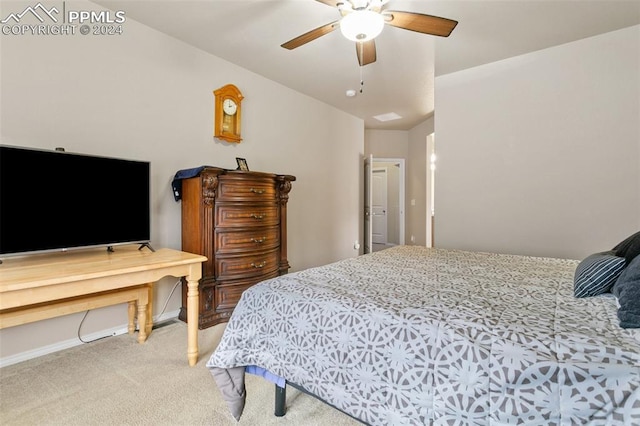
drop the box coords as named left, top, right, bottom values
left=354, top=240, right=360, bottom=250
left=410, top=235, right=415, bottom=243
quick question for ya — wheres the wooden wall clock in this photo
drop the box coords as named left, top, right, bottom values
left=213, top=84, right=243, bottom=143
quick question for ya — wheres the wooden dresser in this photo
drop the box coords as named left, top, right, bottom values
left=178, top=167, right=295, bottom=329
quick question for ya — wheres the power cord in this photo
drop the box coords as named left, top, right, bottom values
left=155, top=278, right=182, bottom=320
left=77, top=278, right=183, bottom=343
left=77, top=310, right=99, bottom=343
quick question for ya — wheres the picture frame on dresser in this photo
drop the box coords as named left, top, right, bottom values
left=236, top=157, right=249, bottom=171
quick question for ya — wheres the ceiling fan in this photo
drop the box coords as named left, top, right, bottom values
left=281, top=0, right=458, bottom=66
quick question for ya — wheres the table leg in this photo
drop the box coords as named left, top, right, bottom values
left=137, top=302, right=148, bottom=343
left=127, top=301, right=136, bottom=334
left=136, top=286, right=149, bottom=343
left=145, top=283, right=153, bottom=336
left=186, top=276, right=199, bottom=366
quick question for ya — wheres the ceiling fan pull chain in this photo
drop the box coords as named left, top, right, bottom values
left=359, top=42, right=364, bottom=93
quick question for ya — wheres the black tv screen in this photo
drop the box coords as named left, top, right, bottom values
left=0, top=145, right=151, bottom=256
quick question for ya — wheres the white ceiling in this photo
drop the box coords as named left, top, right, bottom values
left=95, top=0, right=640, bottom=130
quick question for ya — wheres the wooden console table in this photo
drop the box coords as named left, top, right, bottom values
left=0, top=246, right=206, bottom=366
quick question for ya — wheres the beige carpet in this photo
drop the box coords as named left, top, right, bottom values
left=0, top=321, right=360, bottom=425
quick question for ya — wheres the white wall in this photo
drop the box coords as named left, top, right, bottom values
left=0, top=1, right=363, bottom=363
left=435, top=26, right=640, bottom=260
left=365, top=130, right=409, bottom=158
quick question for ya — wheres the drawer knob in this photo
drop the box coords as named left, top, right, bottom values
left=251, top=261, right=266, bottom=268
left=251, top=237, right=266, bottom=244
left=250, top=188, right=265, bottom=194
left=251, top=213, right=264, bottom=220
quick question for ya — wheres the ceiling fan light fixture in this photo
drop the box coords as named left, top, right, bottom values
left=340, top=10, right=384, bottom=42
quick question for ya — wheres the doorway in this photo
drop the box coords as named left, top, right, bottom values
left=365, top=156, right=405, bottom=253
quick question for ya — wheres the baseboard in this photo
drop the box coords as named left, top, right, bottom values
left=0, top=310, right=181, bottom=368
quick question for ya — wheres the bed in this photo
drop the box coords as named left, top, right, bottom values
left=207, top=245, right=640, bottom=425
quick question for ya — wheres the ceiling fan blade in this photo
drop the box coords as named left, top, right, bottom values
left=315, top=0, right=341, bottom=7
left=281, top=21, right=340, bottom=50
left=356, top=40, right=377, bottom=66
left=385, top=11, right=458, bottom=37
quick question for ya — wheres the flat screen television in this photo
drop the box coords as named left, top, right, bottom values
left=0, top=145, right=151, bottom=258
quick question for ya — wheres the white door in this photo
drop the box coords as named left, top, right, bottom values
left=372, top=167, right=388, bottom=245
left=364, top=154, right=373, bottom=254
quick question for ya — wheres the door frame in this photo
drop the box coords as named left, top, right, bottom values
left=365, top=157, right=405, bottom=253
left=364, top=155, right=373, bottom=254
left=426, top=134, right=435, bottom=247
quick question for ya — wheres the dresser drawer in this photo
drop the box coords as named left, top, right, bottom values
left=215, top=226, right=280, bottom=254
left=215, top=271, right=279, bottom=311
left=215, top=204, right=279, bottom=227
left=215, top=249, right=279, bottom=281
left=217, top=177, right=277, bottom=201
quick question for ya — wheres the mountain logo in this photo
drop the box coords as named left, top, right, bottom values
left=1, top=3, right=60, bottom=24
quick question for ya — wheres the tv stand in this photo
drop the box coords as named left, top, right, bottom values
left=138, top=242, right=155, bottom=252
left=0, top=245, right=206, bottom=366
left=105, top=243, right=155, bottom=253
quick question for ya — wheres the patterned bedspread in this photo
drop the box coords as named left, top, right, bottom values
left=207, top=246, right=640, bottom=425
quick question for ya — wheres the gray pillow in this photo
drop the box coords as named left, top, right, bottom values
left=574, top=251, right=626, bottom=298
left=612, top=255, right=640, bottom=328
left=613, top=231, right=640, bottom=265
